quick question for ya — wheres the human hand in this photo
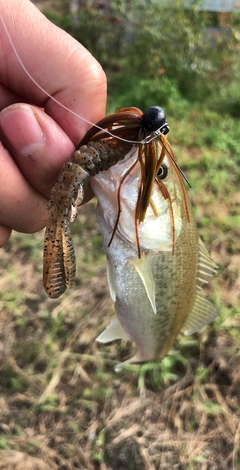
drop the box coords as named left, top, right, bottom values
left=0, top=0, right=106, bottom=246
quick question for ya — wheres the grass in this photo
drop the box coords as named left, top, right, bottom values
left=0, top=105, right=240, bottom=469
left=0, top=18, right=240, bottom=461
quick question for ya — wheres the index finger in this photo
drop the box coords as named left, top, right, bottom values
left=0, top=0, right=107, bottom=144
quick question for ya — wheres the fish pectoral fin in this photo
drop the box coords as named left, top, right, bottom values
left=96, top=318, right=130, bottom=343
left=106, top=257, right=116, bottom=302
left=130, top=256, right=156, bottom=314
left=198, top=238, right=218, bottom=286
left=181, top=292, right=218, bottom=335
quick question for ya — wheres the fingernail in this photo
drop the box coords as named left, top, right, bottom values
left=0, top=104, right=43, bottom=156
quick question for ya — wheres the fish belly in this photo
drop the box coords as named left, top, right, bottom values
left=100, top=218, right=199, bottom=363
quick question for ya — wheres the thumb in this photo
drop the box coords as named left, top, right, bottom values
left=0, top=103, right=75, bottom=198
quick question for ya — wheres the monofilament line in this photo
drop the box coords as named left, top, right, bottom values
left=0, top=14, right=142, bottom=145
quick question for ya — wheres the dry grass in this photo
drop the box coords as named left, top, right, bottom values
left=1, top=2, right=240, bottom=466
left=1, top=181, right=240, bottom=470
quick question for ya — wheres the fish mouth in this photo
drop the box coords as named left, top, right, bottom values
left=77, top=107, right=190, bottom=256
left=78, top=108, right=170, bottom=224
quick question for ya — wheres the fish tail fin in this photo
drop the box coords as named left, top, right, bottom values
left=96, top=320, right=148, bottom=372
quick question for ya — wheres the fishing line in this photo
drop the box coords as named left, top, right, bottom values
left=0, top=13, right=191, bottom=183
left=0, top=14, right=142, bottom=145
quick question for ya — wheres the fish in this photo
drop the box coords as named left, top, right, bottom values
left=91, top=118, right=218, bottom=371
left=42, top=104, right=217, bottom=371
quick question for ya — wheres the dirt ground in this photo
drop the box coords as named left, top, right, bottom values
left=0, top=1, right=240, bottom=469
left=1, top=181, right=240, bottom=470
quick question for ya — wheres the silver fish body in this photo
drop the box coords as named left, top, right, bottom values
left=91, top=143, right=217, bottom=370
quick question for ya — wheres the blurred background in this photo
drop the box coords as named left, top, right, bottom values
left=0, top=1, right=240, bottom=469
left=38, top=0, right=240, bottom=115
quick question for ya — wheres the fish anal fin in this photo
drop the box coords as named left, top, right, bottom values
left=182, top=293, right=218, bottom=335
left=130, top=256, right=156, bottom=314
left=96, top=318, right=130, bottom=343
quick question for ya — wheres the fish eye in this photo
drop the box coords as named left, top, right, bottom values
left=157, top=163, right=168, bottom=180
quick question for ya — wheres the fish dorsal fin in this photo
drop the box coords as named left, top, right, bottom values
left=130, top=256, right=157, bottom=314
left=181, top=293, right=218, bottom=335
left=96, top=318, right=130, bottom=343
left=182, top=238, right=218, bottom=335
left=198, top=237, right=218, bottom=286
left=106, top=257, right=116, bottom=302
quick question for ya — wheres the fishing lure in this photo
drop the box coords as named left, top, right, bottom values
left=43, top=106, right=180, bottom=298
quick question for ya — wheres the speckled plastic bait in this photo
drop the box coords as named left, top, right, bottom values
left=43, top=135, right=131, bottom=298
left=43, top=106, right=171, bottom=299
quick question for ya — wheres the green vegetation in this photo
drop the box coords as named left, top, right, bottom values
left=0, top=1, right=240, bottom=469
left=45, top=0, right=240, bottom=115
